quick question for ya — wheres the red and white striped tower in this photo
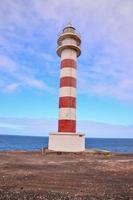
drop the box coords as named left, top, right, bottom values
left=48, top=24, right=85, bottom=152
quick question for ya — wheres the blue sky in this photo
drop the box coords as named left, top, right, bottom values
left=0, top=0, right=133, bottom=138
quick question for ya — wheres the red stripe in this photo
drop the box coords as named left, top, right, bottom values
left=60, top=77, right=76, bottom=87
left=58, top=120, right=76, bottom=132
left=59, top=97, right=76, bottom=108
left=61, top=59, right=76, bottom=69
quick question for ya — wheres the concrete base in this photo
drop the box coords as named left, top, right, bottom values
left=48, top=133, right=85, bottom=152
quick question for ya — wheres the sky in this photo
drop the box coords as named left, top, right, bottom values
left=0, top=0, right=133, bottom=138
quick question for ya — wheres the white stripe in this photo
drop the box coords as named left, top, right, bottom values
left=59, top=87, right=76, bottom=97
left=60, top=68, right=76, bottom=78
left=59, top=108, right=76, bottom=120
left=61, top=49, right=77, bottom=61
left=62, top=38, right=77, bottom=46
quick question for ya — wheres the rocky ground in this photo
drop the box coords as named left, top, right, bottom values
left=0, top=150, right=132, bottom=200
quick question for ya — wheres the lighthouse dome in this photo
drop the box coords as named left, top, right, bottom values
left=63, top=23, right=76, bottom=33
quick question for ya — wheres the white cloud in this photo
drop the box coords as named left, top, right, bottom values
left=0, top=117, right=133, bottom=138
left=3, top=83, right=19, bottom=93
left=0, top=0, right=133, bottom=102
left=41, top=53, right=55, bottom=62
left=78, top=120, right=133, bottom=138
left=0, top=55, right=18, bottom=72
left=0, top=54, right=55, bottom=93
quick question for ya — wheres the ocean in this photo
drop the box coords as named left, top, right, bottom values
left=0, top=135, right=133, bottom=153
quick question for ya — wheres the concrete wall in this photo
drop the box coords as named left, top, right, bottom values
left=48, top=133, right=85, bottom=152
left=61, top=49, right=77, bottom=61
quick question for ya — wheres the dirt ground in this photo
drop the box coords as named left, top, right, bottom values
left=0, top=150, right=132, bottom=200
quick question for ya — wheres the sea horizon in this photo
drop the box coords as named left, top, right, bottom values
left=0, top=134, right=133, bottom=139
left=0, top=134, right=133, bottom=153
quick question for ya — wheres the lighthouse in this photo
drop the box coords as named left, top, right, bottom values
left=48, top=23, right=85, bottom=152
